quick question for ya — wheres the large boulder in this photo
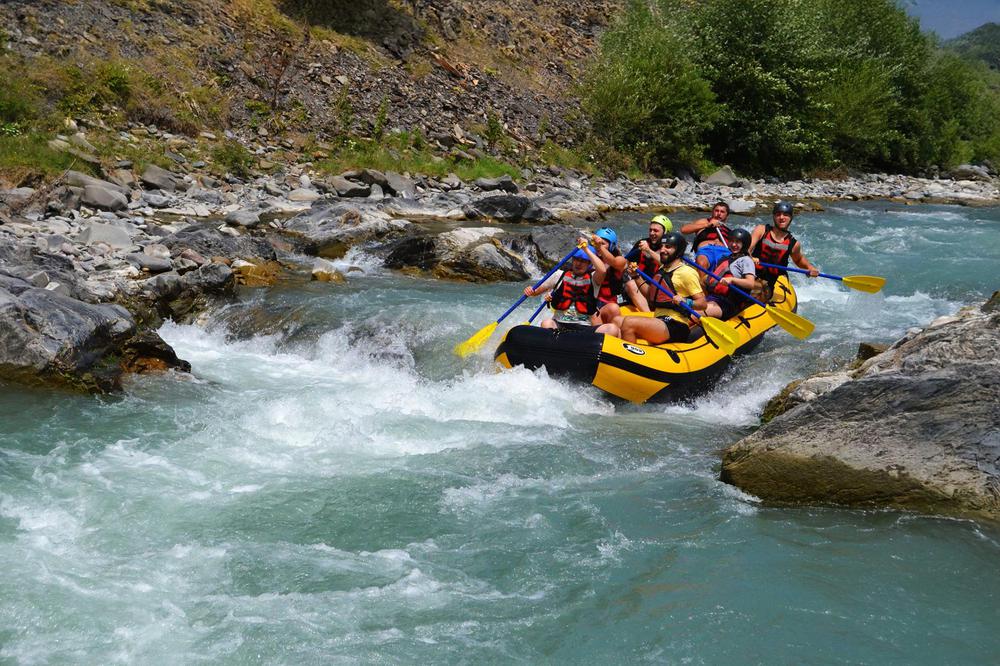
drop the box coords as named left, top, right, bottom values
left=161, top=224, right=277, bottom=262
left=141, top=164, right=179, bottom=192
left=284, top=203, right=409, bottom=253
left=0, top=285, right=189, bottom=392
left=705, top=165, right=740, bottom=186
left=948, top=164, right=992, bottom=182
left=383, top=227, right=535, bottom=282
left=462, top=194, right=531, bottom=222
left=722, top=302, right=1000, bottom=519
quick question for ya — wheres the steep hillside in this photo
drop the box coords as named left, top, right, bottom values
left=0, top=0, right=620, bottom=185
left=945, top=22, right=1000, bottom=70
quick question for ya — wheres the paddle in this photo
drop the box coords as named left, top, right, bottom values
left=634, top=268, right=738, bottom=356
left=681, top=257, right=815, bottom=340
left=756, top=261, right=886, bottom=293
left=525, top=300, right=549, bottom=325
left=454, top=246, right=580, bottom=357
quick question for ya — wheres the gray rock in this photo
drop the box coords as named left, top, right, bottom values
left=284, top=203, right=408, bottom=250
left=126, top=253, right=172, bottom=273
left=78, top=222, right=133, bottom=249
left=161, top=224, right=277, bottom=262
left=462, top=195, right=531, bottom=222
left=383, top=227, right=533, bottom=281
left=140, top=164, right=178, bottom=192
left=0, top=187, right=36, bottom=206
left=368, top=183, right=385, bottom=200
left=949, top=164, right=992, bottom=182
left=65, top=170, right=129, bottom=197
left=142, top=271, right=183, bottom=299
left=141, top=192, right=172, bottom=209
left=225, top=210, right=262, bottom=228
left=384, top=171, right=417, bottom=198
left=179, top=262, right=234, bottom=293
left=329, top=176, right=371, bottom=198
left=287, top=188, right=321, bottom=202
left=108, top=169, right=136, bottom=189
left=722, top=303, right=1000, bottom=519
left=440, top=173, right=463, bottom=191
left=0, top=286, right=188, bottom=392
left=473, top=175, right=518, bottom=193
left=529, top=225, right=580, bottom=265
left=705, top=165, right=740, bottom=186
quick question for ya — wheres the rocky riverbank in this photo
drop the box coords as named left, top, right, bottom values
left=2, top=149, right=999, bottom=392
left=722, top=294, right=1000, bottom=520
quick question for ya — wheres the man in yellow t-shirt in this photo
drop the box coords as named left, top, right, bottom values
left=596, top=233, right=707, bottom=344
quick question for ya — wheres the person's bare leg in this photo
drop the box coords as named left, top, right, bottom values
left=624, top=281, right=649, bottom=312
left=620, top=317, right=670, bottom=344
left=595, top=323, right=620, bottom=337
left=599, top=303, right=621, bottom=324
left=704, top=300, right=723, bottom=318
left=540, top=318, right=557, bottom=330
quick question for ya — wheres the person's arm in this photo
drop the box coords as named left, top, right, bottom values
left=584, top=244, right=606, bottom=286
left=790, top=241, right=819, bottom=277
left=592, top=236, right=627, bottom=272
left=524, top=271, right=561, bottom=297
left=680, top=217, right=711, bottom=234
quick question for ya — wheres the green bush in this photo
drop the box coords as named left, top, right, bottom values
left=582, top=0, right=1000, bottom=175
left=211, top=140, right=256, bottom=178
left=581, top=1, right=716, bottom=171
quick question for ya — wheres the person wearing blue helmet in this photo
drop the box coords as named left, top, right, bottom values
left=523, top=236, right=607, bottom=330
left=590, top=226, right=649, bottom=324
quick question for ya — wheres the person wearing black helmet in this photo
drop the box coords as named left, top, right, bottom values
left=703, top=227, right=757, bottom=320
left=749, top=201, right=819, bottom=288
left=523, top=237, right=607, bottom=330
left=597, top=232, right=707, bottom=344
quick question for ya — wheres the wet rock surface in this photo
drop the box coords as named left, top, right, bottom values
left=722, top=301, right=1000, bottom=519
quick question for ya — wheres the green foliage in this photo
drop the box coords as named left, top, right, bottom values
left=0, top=133, right=79, bottom=181
left=581, top=1, right=716, bottom=171
left=334, top=85, right=353, bottom=139
left=211, top=140, right=256, bottom=178
left=583, top=0, right=1000, bottom=174
left=483, top=109, right=505, bottom=151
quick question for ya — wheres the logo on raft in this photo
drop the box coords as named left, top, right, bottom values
left=622, top=343, right=646, bottom=356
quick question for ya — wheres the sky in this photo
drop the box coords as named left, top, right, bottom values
left=902, top=0, right=1000, bottom=39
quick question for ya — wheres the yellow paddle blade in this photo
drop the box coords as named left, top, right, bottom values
left=766, top=306, right=815, bottom=340
left=454, top=321, right=498, bottom=357
left=842, top=275, right=886, bottom=294
left=699, top=316, right=739, bottom=356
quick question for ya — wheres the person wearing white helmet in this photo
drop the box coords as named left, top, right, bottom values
left=523, top=237, right=607, bottom=330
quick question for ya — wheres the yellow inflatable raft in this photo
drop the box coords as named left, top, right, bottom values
left=494, top=276, right=798, bottom=403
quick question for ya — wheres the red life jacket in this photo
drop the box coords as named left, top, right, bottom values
left=635, top=247, right=660, bottom=277
left=693, top=224, right=731, bottom=251
left=752, top=225, right=797, bottom=278
left=550, top=270, right=597, bottom=315
left=597, top=264, right=625, bottom=303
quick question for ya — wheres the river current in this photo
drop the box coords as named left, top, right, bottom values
left=2, top=201, right=999, bottom=663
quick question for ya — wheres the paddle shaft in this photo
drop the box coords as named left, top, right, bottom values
left=681, top=257, right=766, bottom=308
left=497, top=247, right=579, bottom=324
left=634, top=268, right=702, bottom=320
left=528, top=300, right=548, bottom=323
left=757, top=261, right=836, bottom=281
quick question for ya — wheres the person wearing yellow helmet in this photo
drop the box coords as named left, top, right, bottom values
left=625, top=215, right=672, bottom=303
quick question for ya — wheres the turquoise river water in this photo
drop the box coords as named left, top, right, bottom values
left=1, top=201, right=999, bottom=664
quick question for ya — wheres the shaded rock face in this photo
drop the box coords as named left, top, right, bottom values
left=284, top=203, right=409, bottom=252
left=383, top=227, right=534, bottom=281
left=0, top=283, right=189, bottom=392
left=723, top=304, right=1000, bottom=519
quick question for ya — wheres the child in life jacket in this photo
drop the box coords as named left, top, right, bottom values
left=523, top=238, right=606, bottom=330
left=702, top=227, right=756, bottom=321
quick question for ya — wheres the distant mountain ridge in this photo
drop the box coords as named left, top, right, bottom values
left=945, top=22, right=1000, bottom=70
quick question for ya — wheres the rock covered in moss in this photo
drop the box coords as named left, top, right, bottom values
left=722, top=300, right=1000, bottom=519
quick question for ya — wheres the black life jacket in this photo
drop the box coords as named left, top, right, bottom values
left=550, top=270, right=597, bottom=315
left=752, top=225, right=797, bottom=279
left=693, top=223, right=731, bottom=251
left=648, top=263, right=683, bottom=310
